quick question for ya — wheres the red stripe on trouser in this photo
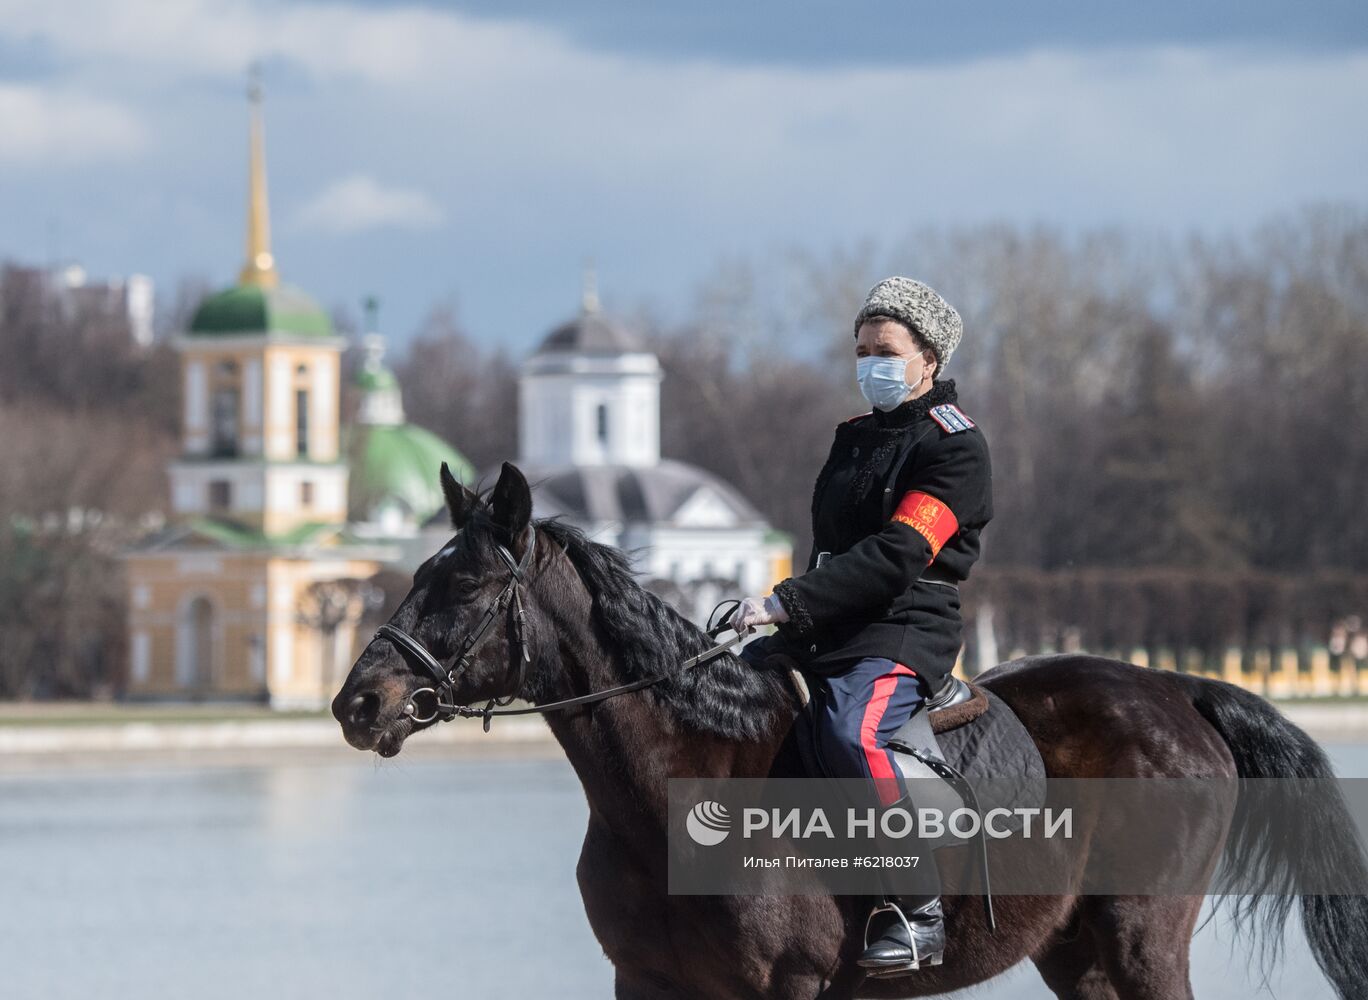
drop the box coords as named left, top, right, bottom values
left=858, top=662, right=918, bottom=806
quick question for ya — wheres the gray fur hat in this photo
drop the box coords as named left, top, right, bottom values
left=853, top=276, right=962, bottom=372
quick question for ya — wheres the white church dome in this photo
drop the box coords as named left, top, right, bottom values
left=535, top=310, right=644, bottom=356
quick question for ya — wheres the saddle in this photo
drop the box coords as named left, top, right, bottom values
left=767, top=657, right=1044, bottom=796
left=768, top=656, right=1048, bottom=930
left=924, top=674, right=989, bottom=732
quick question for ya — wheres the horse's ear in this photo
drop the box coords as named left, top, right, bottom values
left=440, top=462, right=480, bottom=528
left=488, top=462, right=532, bottom=549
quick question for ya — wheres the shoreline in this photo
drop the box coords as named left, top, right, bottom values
left=0, top=700, right=1364, bottom=774
left=0, top=709, right=561, bottom=773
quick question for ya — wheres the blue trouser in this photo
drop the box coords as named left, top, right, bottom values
left=742, top=641, right=938, bottom=902
left=814, top=656, right=928, bottom=807
left=742, top=641, right=928, bottom=807
left=813, top=656, right=935, bottom=902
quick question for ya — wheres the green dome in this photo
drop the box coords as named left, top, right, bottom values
left=350, top=423, right=475, bottom=526
left=189, top=283, right=333, bottom=337
left=356, top=365, right=399, bottom=392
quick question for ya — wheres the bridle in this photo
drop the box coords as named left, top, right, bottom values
left=372, top=524, right=537, bottom=729
left=368, top=522, right=744, bottom=732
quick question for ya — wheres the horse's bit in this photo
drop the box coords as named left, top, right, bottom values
left=368, top=522, right=745, bottom=731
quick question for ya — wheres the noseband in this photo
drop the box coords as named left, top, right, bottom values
left=371, top=524, right=537, bottom=728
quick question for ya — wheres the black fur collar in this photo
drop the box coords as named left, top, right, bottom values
left=870, top=379, right=958, bottom=428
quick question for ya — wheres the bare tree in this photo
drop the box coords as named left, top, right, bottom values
left=395, top=304, right=519, bottom=475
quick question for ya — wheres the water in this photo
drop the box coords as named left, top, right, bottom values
left=2, top=746, right=1365, bottom=999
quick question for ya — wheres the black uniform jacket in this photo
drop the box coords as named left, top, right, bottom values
left=769, top=379, right=992, bottom=688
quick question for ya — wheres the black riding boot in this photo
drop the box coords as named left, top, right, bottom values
left=858, top=893, right=945, bottom=973
left=857, top=804, right=944, bottom=975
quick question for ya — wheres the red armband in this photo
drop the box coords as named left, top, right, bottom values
left=890, top=491, right=959, bottom=560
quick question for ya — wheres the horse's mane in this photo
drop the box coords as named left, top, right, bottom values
left=531, top=517, right=796, bottom=742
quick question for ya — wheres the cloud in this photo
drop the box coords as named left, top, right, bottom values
left=5, top=0, right=1363, bottom=229
left=293, top=174, right=445, bottom=234
left=0, top=0, right=558, bottom=87
left=1, top=0, right=1365, bottom=343
left=0, top=83, right=145, bottom=166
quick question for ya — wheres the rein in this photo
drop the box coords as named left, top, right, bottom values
left=369, top=524, right=746, bottom=732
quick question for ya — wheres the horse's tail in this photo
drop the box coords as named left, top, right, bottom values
left=1177, top=673, right=1368, bottom=1000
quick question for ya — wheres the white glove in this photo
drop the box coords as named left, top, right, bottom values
left=729, top=594, right=790, bottom=634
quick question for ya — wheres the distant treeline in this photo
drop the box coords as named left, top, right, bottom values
left=633, top=208, right=1368, bottom=663
left=2, top=207, right=1366, bottom=696
left=967, top=569, right=1368, bottom=672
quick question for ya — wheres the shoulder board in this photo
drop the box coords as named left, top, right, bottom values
left=842, top=411, right=873, bottom=425
left=928, top=403, right=975, bottom=434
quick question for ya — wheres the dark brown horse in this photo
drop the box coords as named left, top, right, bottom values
left=333, top=463, right=1368, bottom=999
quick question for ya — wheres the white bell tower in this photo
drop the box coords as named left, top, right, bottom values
left=518, top=269, right=662, bottom=469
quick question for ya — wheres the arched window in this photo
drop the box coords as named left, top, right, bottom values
left=180, top=596, right=215, bottom=692
left=296, top=389, right=309, bottom=457
left=211, top=387, right=239, bottom=456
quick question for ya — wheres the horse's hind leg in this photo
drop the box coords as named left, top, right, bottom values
left=1032, top=907, right=1120, bottom=1000
left=1086, top=896, right=1201, bottom=1000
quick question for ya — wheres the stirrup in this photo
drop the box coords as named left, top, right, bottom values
left=858, top=901, right=943, bottom=976
left=865, top=959, right=943, bottom=979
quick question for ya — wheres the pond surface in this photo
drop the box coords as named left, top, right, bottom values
left=2, top=745, right=1364, bottom=998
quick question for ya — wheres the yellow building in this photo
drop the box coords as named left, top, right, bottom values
left=123, top=84, right=389, bottom=709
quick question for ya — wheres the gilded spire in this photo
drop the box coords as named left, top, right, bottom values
left=239, top=67, right=278, bottom=288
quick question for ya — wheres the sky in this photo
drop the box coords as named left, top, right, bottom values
left=2, top=0, right=1367, bottom=351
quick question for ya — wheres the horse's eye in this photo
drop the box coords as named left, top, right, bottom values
left=449, top=577, right=481, bottom=597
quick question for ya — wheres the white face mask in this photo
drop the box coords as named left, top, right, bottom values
left=856, top=356, right=925, bottom=411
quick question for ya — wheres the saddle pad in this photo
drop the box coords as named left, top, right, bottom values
left=936, top=688, right=1045, bottom=793
left=887, top=687, right=1047, bottom=846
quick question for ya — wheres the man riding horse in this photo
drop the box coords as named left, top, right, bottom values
left=730, top=276, right=991, bottom=976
